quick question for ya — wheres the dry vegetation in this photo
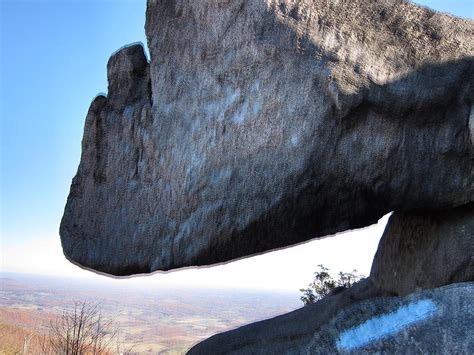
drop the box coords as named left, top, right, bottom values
left=0, top=308, right=54, bottom=354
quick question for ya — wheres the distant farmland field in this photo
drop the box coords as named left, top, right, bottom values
left=0, top=273, right=300, bottom=354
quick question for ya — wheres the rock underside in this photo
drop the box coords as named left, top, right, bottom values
left=60, top=0, right=473, bottom=353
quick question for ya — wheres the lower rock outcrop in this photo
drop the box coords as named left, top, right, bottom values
left=188, top=278, right=381, bottom=354
left=189, top=283, right=473, bottom=354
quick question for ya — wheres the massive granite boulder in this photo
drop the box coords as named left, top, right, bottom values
left=188, top=282, right=474, bottom=354
left=60, top=0, right=473, bottom=275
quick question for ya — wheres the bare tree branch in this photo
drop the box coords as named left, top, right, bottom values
left=42, top=300, right=134, bottom=354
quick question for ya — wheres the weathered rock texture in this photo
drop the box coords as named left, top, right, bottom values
left=61, top=0, right=473, bottom=275
left=371, top=203, right=474, bottom=296
left=188, top=282, right=474, bottom=354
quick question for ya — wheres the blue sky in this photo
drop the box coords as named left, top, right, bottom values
left=417, top=0, right=473, bottom=18
left=1, top=0, right=147, bottom=248
left=1, top=1, right=472, bottom=289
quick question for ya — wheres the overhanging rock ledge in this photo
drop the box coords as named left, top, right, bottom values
left=61, top=0, right=473, bottom=276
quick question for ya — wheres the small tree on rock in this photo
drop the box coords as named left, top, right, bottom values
left=299, top=265, right=365, bottom=306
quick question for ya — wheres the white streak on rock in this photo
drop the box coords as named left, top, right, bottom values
left=290, top=133, right=300, bottom=146
left=336, top=299, right=437, bottom=352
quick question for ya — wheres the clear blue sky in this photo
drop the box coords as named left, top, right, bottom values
left=0, top=1, right=472, bottom=287
left=1, top=0, right=147, bottom=248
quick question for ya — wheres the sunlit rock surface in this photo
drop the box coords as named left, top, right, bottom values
left=61, top=0, right=473, bottom=275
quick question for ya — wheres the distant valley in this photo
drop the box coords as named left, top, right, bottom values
left=0, top=273, right=300, bottom=354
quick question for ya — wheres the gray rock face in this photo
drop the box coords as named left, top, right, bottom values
left=188, top=282, right=474, bottom=354
left=370, top=203, right=474, bottom=296
left=61, top=0, right=473, bottom=275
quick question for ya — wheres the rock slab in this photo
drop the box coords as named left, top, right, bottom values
left=61, top=0, right=474, bottom=275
